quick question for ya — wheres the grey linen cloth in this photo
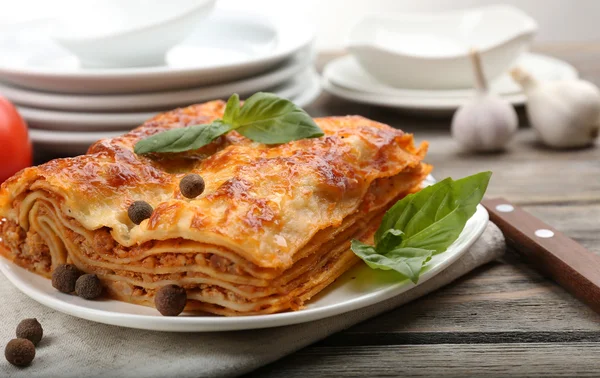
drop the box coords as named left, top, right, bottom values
left=0, top=223, right=504, bottom=378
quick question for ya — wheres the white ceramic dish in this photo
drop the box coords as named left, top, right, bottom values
left=3, top=49, right=312, bottom=113
left=346, top=5, right=537, bottom=89
left=0, top=190, right=488, bottom=332
left=20, top=68, right=318, bottom=132
left=50, top=0, right=216, bottom=68
left=0, top=10, right=314, bottom=94
left=27, top=69, right=322, bottom=155
left=322, top=53, right=578, bottom=112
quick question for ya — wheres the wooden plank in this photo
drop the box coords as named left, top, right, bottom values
left=421, top=131, right=600, bottom=204
left=248, top=343, right=600, bottom=377
left=319, top=331, right=600, bottom=346
left=338, top=262, right=600, bottom=335
left=523, top=204, right=600, bottom=253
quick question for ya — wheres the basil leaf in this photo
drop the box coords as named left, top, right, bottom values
left=233, top=92, right=324, bottom=144
left=396, top=171, right=491, bottom=253
left=374, top=178, right=453, bottom=244
left=222, top=93, right=240, bottom=125
left=351, top=240, right=433, bottom=283
left=352, top=171, right=491, bottom=283
left=134, top=121, right=234, bottom=154
left=134, top=92, right=324, bottom=154
left=376, top=228, right=405, bottom=255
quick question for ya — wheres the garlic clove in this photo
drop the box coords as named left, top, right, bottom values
left=451, top=94, right=518, bottom=152
left=511, top=67, right=600, bottom=149
left=451, top=48, right=518, bottom=152
left=509, top=66, right=537, bottom=93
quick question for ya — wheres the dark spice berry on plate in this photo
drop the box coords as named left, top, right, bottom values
left=5, top=338, right=35, bottom=366
left=155, top=285, right=187, bottom=316
left=75, top=274, right=103, bottom=299
left=52, top=264, right=81, bottom=293
left=179, top=173, right=205, bottom=199
left=16, top=318, right=43, bottom=346
left=128, top=201, right=153, bottom=225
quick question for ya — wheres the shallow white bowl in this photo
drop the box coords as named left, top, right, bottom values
left=346, top=4, right=537, bottom=89
left=50, top=0, right=216, bottom=68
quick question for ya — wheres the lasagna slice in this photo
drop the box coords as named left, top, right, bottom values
left=0, top=100, right=431, bottom=316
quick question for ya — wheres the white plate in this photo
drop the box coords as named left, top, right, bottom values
left=322, top=78, right=528, bottom=112
left=0, top=10, right=314, bottom=94
left=2, top=48, right=313, bottom=112
left=324, top=53, right=578, bottom=99
left=20, top=67, right=317, bottom=132
left=28, top=69, right=322, bottom=155
left=0, top=182, right=489, bottom=332
left=323, top=53, right=578, bottom=112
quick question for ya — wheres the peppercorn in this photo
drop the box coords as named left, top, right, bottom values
left=52, top=264, right=81, bottom=293
left=128, top=201, right=153, bottom=225
left=16, top=318, right=43, bottom=346
left=155, top=285, right=187, bottom=316
left=75, top=274, right=103, bottom=299
left=5, top=338, right=35, bottom=366
left=179, top=174, right=205, bottom=199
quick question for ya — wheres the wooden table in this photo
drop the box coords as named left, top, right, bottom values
left=247, top=45, right=600, bottom=376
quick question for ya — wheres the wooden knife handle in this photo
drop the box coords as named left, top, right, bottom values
left=482, top=197, right=600, bottom=313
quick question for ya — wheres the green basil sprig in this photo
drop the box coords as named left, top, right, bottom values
left=134, top=92, right=324, bottom=154
left=351, top=171, right=492, bottom=283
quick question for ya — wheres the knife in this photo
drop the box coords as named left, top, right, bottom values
left=481, top=197, right=600, bottom=313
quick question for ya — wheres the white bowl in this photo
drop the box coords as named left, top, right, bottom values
left=346, top=5, right=538, bottom=89
left=49, top=0, right=216, bottom=68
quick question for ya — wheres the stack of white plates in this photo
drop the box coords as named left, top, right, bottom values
left=322, top=53, right=578, bottom=114
left=0, top=10, right=320, bottom=156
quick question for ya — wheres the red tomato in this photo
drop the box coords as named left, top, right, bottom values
left=0, top=97, right=32, bottom=183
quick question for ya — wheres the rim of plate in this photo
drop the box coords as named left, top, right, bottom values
left=0, top=10, right=314, bottom=78
left=322, top=76, right=528, bottom=110
left=5, top=49, right=313, bottom=113
left=0, top=203, right=488, bottom=332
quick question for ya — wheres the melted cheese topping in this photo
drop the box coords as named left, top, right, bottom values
left=0, top=101, right=428, bottom=269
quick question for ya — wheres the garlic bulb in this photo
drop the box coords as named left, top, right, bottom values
left=511, top=67, right=600, bottom=148
left=451, top=49, right=518, bottom=152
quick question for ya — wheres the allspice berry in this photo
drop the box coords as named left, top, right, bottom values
left=16, top=318, right=43, bottom=346
left=155, top=285, right=187, bottom=316
left=52, top=264, right=81, bottom=293
left=179, top=174, right=205, bottom=199
left=75, top=274, right=103, bottom=299
left=5, top=338, right=35, bottom=366
left=128, top=201, right=153, bottom=225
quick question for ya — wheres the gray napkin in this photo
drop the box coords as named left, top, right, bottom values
left=0, top=223, right=504, bottom=378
